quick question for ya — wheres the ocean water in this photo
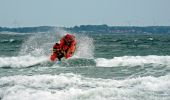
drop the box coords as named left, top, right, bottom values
left=0, top=31, right=170, bottom=100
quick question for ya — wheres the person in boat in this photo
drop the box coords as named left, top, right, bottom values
left=50, top=43, right=64, bottom=61
left=50, top=34, right=76, bottom=61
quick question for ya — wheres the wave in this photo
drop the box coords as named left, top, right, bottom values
left=0, top=55, right=49, bottom=68
left=1, top=55, right=170, bottom=68
left=0, top=39, right=21, bottom=43
left=0, top=55, right=96, bottom=68
left=95, top=55, right=170, bottom=67
left=0, top=73, right=170, bottom=100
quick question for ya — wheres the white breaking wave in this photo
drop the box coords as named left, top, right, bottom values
left=0, top=55, right=48, bottom=68
left=1, top=55, right=170, bottom=68
left=95, top=55, right=170, bottom=67
left=0, top=73, right=170, bottom=100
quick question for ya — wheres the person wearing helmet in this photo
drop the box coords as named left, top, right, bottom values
left=59, top=34, right=76, bottom=59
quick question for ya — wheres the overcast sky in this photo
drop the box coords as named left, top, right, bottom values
left=0, top=0, right=170, bottom=27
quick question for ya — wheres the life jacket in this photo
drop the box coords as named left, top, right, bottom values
left=60, top=34, right=76, bottom=58
left=60, top=34, right=76, bottom=51
left=51, top=43, right=64, bottom=61
left=53, top=43, right=60, bottom=53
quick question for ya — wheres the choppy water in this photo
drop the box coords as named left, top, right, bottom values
left=0, top=31, right=170, bottom=100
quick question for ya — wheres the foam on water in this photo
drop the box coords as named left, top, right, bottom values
left=0, top=55, right=48, bottom=68
left=0, top=73, right=170, bottom=100
left=1, top=55, right=170, bottom=68
left=95, top=55, right=170, bottom=67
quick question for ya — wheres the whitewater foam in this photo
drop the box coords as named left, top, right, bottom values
left=0, top=55, right=48, bottom=68
left=95, top=55, right=170, bottom=67
left=1, top=55, right=169, bottom=68
left=0, top=73, right=170, bottom=100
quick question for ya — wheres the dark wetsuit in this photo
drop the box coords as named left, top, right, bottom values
left=56, top=50, right=64, bottom=61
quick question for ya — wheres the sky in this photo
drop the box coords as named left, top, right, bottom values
left=0, top=0, right=170, bottom=27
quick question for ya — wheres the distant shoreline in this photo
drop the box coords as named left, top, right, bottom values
left=0, top=25, right=170, bottom=34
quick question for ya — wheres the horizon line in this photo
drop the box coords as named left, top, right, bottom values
left=1, top=24, right=170, bottom=28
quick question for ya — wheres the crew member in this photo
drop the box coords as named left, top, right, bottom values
left=59, top=34, right=76, bottom=59
left=50, top=43, right=64, bottom=61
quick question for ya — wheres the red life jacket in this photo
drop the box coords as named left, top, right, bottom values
left=53, top=43, right=60, bottom=53
left=60, top=34, right=76, bottom=58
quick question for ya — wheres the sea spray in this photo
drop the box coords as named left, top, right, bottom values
left=73, top=34, right=94, bottom=59
left=18, top=30, right=94, bottom=59
left=18, top=32, right=56, bottom=57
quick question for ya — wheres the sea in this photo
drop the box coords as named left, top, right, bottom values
left=0, top=30, right=170, bottom=100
